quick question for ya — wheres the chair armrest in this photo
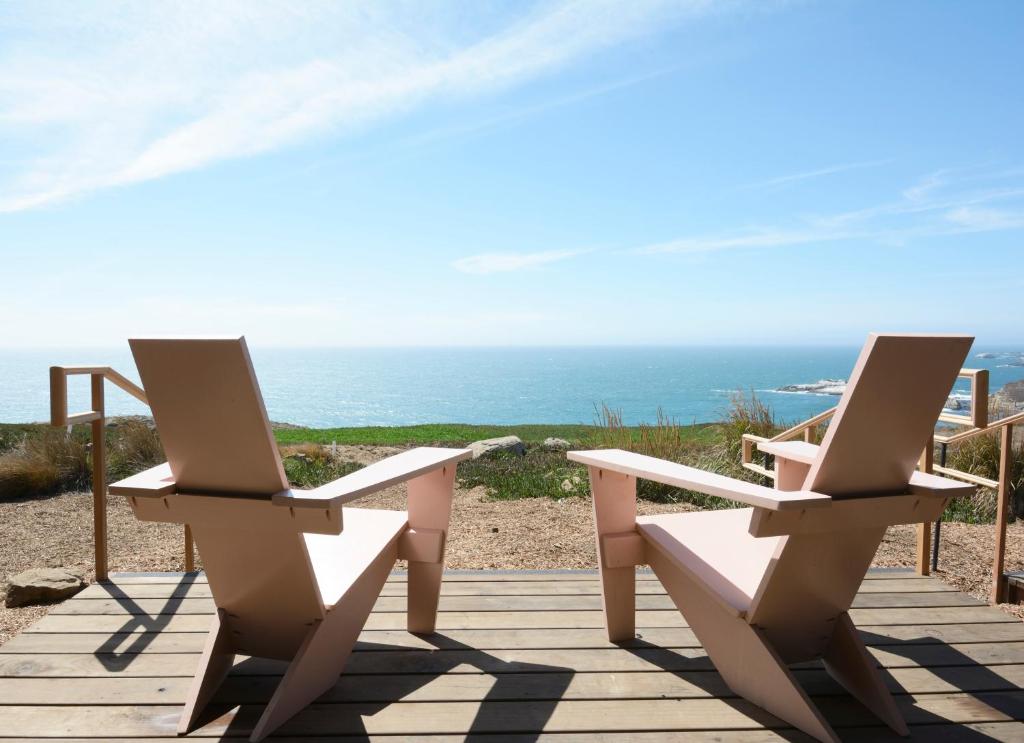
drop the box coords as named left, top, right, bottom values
left=109, top=462, right=177, bottom=497
left=567, top=449, right=832, bottom=511
left=273, top=447, right=472, bottom=509
left=908, top=470, right=975, bottom=498
left=756, top=440, right=819, bottom=464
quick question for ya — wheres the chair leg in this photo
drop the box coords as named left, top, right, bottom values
left=249, top=542, right=397, bottom=743
left=824, top=611, right=909, bottom=737
left=407, top=464, right=457, bottom=634
left=588, top=466, right=637, bottom=642
left=178, top=609, right=235, bottom=735
left=648, top=547, right=840, bottom=743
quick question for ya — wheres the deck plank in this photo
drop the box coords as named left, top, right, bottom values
left=2, top=692, right=1023, bottom=736
left=7, top=621, right=1024, bottom=655
left=49, top=590, right=985, bottom=616
left=75, top=576, right=959, bottom=599
left=3, top=664, right=1024, bottom=705
left=2, top=643, right=1022, bottom=679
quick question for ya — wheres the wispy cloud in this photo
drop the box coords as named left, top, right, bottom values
left=0, top=0, right=725, bottom=212
left=452, top=249, right=589, bottom=275
left=637, top=168, right=1024, bottom=254
left=741, top=159, right=891, bottom=190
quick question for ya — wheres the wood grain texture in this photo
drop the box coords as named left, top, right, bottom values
left=0, top=570, right=1020, bottom=740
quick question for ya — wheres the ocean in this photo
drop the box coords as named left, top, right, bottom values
left=1, top=346, right=1022, bottom=428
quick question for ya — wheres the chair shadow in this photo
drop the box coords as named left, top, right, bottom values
left=199, top=633, right=574, bottom=740
left=851, top=629, right=1024, bottom=739
left=621, top=633, right=1019, bottom=742
left=90, top=572, right=202, bottom=671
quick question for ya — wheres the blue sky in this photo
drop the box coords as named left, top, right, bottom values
left=0, top=0, right=1022, bottom=347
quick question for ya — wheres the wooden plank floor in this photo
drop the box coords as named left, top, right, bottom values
left=1, top=569, right=1023, bottom=741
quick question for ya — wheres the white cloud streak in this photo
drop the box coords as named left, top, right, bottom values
left=0, top=0, right=718, bottom=212
left=451, top=249, right=589, bottom=275
left=637, top=168, right=1024, bottom=255
left=741, top=159, right=890, bottom=190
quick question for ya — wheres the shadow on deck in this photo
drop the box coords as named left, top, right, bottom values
left=0, top=569, right=1022, bottom=740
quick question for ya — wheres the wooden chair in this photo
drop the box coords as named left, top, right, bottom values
left=569, top=334, right=976, bottom=742
left=108, top=337, right=471, bottom=742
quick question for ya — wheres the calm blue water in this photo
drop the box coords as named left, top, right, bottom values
left=1, top=346, right=1022, bottom=427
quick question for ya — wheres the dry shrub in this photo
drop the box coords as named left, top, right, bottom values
left=586, top=404, right=742, bottom=507
left=944, top=430, right=1024, bottom=524
left=720, top=390, right=780, bottom=462
left=0, top=429, right=90, bottom=500
left=108, top=420, right=164, bottom=480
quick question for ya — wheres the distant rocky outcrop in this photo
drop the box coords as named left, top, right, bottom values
left=5, top=568, right=86, bottom=608
left=974, top=351, right=1024, bottom=365
left=777, top=379, right=847, bottom=396
left=467, top=436, right=526, bottom=459
left=996, top=380, right=1024, bottom=409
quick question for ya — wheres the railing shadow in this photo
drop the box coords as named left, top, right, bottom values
left=90, top=572, right=202, bottom=671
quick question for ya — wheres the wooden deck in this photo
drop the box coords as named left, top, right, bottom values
left=0, top=568, right=1022, bottom=741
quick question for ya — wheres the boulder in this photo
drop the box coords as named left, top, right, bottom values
left=5, top=568, right=87, bottom=608
left=542, top=437, right=572, bottom=451
left=560, top=475, right=583, bottom=493
left=467, top=436, right=526, bottom=459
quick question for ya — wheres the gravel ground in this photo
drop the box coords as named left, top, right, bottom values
left=3, top=446, right=1022, bottom=643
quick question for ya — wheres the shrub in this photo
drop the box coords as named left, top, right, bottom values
left=0, top=428, right=91, bottom=500
left=719, top=390, right=781, bottom=463
left=280, top=444, right=363, bottom=488
left=457, top=448, right=586, bottom=500
left=943, top=430, right=1024, bottom=524
left=582, top=404, right=745, bottom=508
left=107, top=420, right=164, bottom=481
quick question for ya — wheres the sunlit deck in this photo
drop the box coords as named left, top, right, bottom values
left=0, top=568, right=1022, bottom=740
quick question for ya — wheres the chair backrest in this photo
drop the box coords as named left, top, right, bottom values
left=802, top=333, right=973, bottom=497
left=747, top=333, right=971, bottom=661
left=130, top=337, right=323, bottom=659
left=129, top=337, right=288, bottom=496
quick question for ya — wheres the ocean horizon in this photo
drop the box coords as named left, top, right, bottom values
left=2, top=345, right=1022, bottom=428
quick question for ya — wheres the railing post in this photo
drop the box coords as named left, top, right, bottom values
left=915, top=435, right=934, bottom=576
left=91, top=373, right=108, bottom=581
left=184, top=525, right=195, bottom=572
left=991, top=423, right=1014, bottom=604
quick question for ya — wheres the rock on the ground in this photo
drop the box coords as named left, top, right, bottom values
left=5, top=568, right=87, bottom=608
left=542, top=437, right=572, bottom=451
left=467, top=436, right=526, bottom=459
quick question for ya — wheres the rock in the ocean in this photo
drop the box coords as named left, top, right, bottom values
left=542, top=437, right=572, bottom=451
left=467, top=436, right=526, bottom=459
left=777, top=379, right=847, bottom=396
left=5, top=568, right=87, bottom=608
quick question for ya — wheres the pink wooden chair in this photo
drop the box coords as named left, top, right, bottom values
left=569, top=334, right=976, bottom=742
left=108, top=337, right=470, bottom=741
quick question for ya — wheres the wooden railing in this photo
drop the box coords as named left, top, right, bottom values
left=741, top=368, right=1022, bottom=604
left=49, top=366, right=194, bottom=580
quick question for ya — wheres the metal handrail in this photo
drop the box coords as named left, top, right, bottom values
left=49, top=366, right=194, bottom=580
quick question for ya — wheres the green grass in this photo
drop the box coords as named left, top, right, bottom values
left=272, top=422, right=716, bottom=447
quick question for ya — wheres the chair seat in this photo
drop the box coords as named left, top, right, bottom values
left=304, top=507, right=409, bottom=607
left=637, top=508, right=782, bottom=616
